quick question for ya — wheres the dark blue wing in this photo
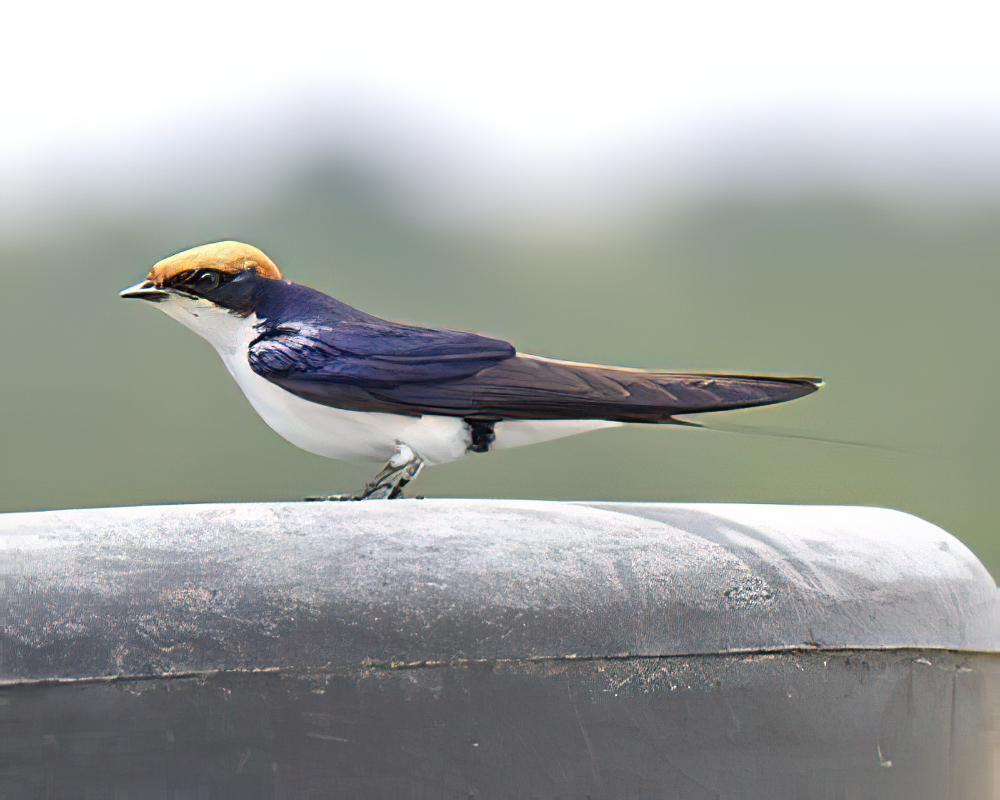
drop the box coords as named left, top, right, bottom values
left=248, top=320, right=516, bottom=389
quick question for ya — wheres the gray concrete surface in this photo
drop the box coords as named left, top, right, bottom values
left=0, top=500, right=995, bottom=682
left=0, top=501, right=996, bottom=799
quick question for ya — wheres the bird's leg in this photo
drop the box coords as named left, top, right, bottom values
left=305, top=444, right=424, bottom=502
left=359, top=445, right=424, bottom=499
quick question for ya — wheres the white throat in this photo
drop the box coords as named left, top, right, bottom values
left=154, top=294, right=253, bottom=355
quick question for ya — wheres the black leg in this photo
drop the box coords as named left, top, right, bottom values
left=305, top=445, right=425, bottom=502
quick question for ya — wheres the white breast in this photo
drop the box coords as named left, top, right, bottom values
left=221, top=350, right=472, bottom=465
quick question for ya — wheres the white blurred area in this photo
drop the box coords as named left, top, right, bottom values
left=5, top=0, right=1000, bottom=234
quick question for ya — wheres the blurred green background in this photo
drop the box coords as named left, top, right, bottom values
left=1, top=3, right=998, bottom=578
left=1, top=153, right=996, bottom=575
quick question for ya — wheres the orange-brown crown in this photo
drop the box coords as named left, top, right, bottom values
left=147, top=241, right=283, bottom=286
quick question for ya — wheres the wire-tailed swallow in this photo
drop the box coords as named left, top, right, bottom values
left=120, top=241, right=821, bottom=499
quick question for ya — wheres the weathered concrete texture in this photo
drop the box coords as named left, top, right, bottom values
left=0, top=501, right=995, bottom=682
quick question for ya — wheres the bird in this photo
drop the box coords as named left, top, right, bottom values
left=120, top=241, right=822, bottom=500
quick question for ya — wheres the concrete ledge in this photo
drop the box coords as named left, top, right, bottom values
left=1, top=501, right=998, bottom=798
left=0, top=500, right=995, bottom=682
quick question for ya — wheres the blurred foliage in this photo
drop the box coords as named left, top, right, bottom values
left=1, top=160, right=997, bottom=576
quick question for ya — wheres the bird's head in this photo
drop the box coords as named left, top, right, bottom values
left=120, top=241, right=284, bottom=350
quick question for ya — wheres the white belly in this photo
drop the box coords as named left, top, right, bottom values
left=220, top=350, right=470, bottom=464
left=221, top=351, right=619, bottom=465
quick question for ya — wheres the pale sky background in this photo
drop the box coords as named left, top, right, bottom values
left=5, top=0, right=1000, bottom=191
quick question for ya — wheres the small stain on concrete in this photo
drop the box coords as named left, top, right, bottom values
left=724, top=577, right=775, bottom=609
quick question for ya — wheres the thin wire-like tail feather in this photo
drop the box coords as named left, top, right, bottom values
left=671, top=416, right=908, bottom=453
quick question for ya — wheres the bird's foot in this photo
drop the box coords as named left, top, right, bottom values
left=304, top=494, right=364, bottom=502
left=359, top=445, right=424, bottom=499
left=305, top=445, right=425, bottom=502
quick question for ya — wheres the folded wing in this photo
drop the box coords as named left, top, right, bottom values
left=249, top=323, right=820, bottom=421
left=368, top=355, right=822, bottom=421
left=248, top=320, right=516, bottom=389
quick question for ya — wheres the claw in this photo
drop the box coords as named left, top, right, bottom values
left=308, top=445, right=426, bottom=503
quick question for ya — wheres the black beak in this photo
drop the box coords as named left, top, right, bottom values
left=119, top=280, right=169, bottom=302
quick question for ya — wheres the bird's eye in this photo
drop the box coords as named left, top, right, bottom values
left=190, top=270, right=221, bottom=292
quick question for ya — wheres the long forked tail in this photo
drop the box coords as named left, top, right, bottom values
left=444, top=355, right=822, bottom=422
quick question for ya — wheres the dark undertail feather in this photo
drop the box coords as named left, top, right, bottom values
left=364, top=356, right=822, bottom=421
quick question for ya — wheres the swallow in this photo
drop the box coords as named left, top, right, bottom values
left=120, top=241, right=822, bottom=500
